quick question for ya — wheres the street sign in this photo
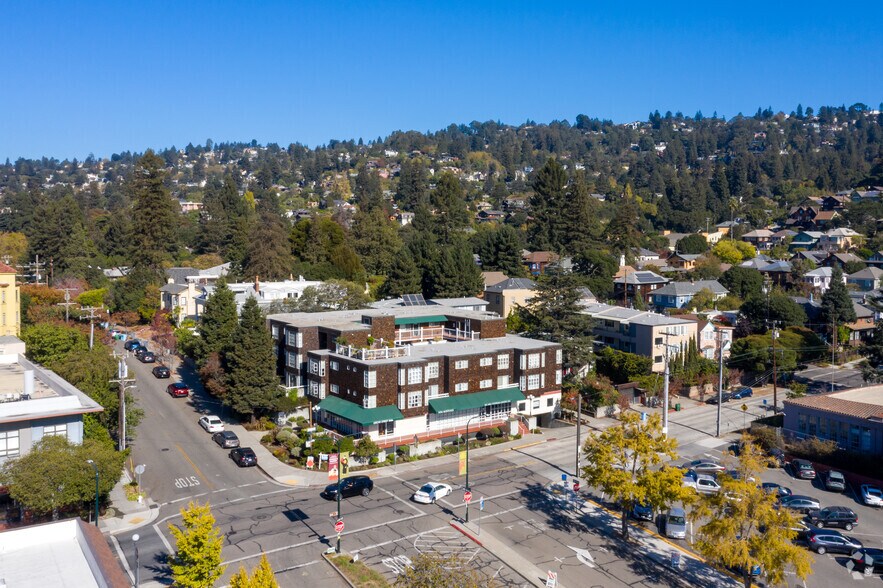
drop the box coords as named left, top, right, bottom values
left=741, top=403, right=748, bottom=412
left=545, top=570, right=558, bottom=587
left=573, top=480, right=580, bottom=493
left=334, top=519, right=344, bottom=534
left=479, top=496, right=485, bottom=511
left=134, top=464, right=146, bottom=475
left=464, top=490, right=473, bottom=503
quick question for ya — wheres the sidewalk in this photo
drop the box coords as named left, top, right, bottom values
left=102, top=468, right=160, bottom=535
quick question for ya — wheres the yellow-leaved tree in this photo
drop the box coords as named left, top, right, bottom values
left=581, top=411, right=693, bottom=539
left=692, top=437, right=814, bottom=588
left=229, top=554, right=278, bottom=588
left=168, top=501, right=226, bottom=588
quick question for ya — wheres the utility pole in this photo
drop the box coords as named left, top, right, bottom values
left=715, top=328, right=731, bottom=437
left=769, top=320, right=779, bottom=414
left=575, top=392, right=582, bottom=480
left=80, top=306, right=103, bottom=350
left=831, top=315, right=837, bottom=393
left=57, top=288, right=77, bottom=323
left=111, top=357, right=136, bottom=451
left=662, top=331, right=673, bottom=436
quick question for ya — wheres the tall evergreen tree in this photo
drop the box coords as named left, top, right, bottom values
left=427, top=240, right=483, bottom=298
left=224, top=297, right=285, bottom=419
left=429, top=172, right=470, bottom=245
left=396, top=158, right=429, bottom=211
left=563, top=171, right=601, bottom=254
left=472, top=224, right=527, bottom=277
left=351, top=207, right=403, bottom=276
left=242, top=196, right=294, bottom=281
left=197, top=279, right=238, bottom=364
left=528, top=158, right=568, bottom=252
left=604, top=185, right=644, bottom=254
left=129, top=150, right=179, bottom=278
left=821, top=266, right=857, bottom=337
left=381, top=249, right=422, bottom=297
left=353, top=166, right=384, bottom=213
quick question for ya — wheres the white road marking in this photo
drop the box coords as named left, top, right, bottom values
left=110, top=535, right=137, bottom=583
left=376, top=485, right=425, bottom=515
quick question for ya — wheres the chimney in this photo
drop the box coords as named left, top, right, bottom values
left=254, top=275, right=260, bottom=293
left=24, top=369, right=34, bottom=398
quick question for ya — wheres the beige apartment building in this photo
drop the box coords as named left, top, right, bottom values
left=0, top=263, right=20, bottom=336
left=484, top=278, right=536, bottom=318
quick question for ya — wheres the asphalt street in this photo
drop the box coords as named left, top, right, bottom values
left=794, top=364, right=865, bottom=393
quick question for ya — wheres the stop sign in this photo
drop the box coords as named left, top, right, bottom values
left=464, top=490, right=472, bottom=503
left=334, top=519, right=344, bottom=533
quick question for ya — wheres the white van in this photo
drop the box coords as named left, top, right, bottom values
left=665, top=507, right=687, bottom=540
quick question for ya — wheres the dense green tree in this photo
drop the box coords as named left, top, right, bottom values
left=395, top=158, right=429, bottom=211
left=528, top=158, right=568, bottom=252
left=225, top=297, right=285, bottom=419
left=197, top=279, right=238, bottom=364
left=351, top=207, right=403, bottom=276
left=353, top=166, right=384, bottom=213
left=572, top=249, right=618, bottom=300
left=720, top=266, right=764, bottom=299
left=242, top=198, right=294, bottom=280
left=471, top=224, right=527, bottom=277
left=563, top=171, right=602, bottom=254
left=518, top=269, right=595, bottom=369
left=676, top=234, right=708, bottom=254
left=129, top=150, right=179, bottom=277
left=20, top=323, right=89, bottom=365
left=604, top=187, right=644, bottom=253
left=739, top=292, right=807, bottom=333
left=426, top=240, right=483, bottom=298
left=820, top=266, right=857, bottom=331
left=380, top=250, right=422, bottom=297
left=287, top=280, right=371, bottom=311
left=595, top=347, right=653, bottom=384
left=429, top=172, right=470, bottom=246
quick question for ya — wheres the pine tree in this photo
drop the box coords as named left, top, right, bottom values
left=225, top=297, right=284, bottom=420
left=427, top=240, right=483, bottom=298
left=129, top=150, right=179, bottom=278
left=168, top=501, right=226, bottom=588
left=564, top=171, right=601, bottom=254
left=381, top=249, right=422, bottom=297
left=429, top=172, right=470, bottom=246
left=395, top=158, right=429, bottom=211
left=529, top=158, right=568, bottom=252
left=821, top=266, right=857, bottom=343
left=354, top=166, right=384, bottom=213
left=351, top=207, right=403, bottom=276
left=604, top=185, right=643, bottom=253
left=197, top=279, right=238, bottom=364
left=242, top=197, right=294, bottom=281
left=472, top=224, right=527, bottom=277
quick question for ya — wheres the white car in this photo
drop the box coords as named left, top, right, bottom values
left=861, top=484, right=883, bottom=507
left=198, top=415, right=224, bottom=433
left=412, top=483, right=453, bottom=504
left=683, top=472, right=721, bottom=494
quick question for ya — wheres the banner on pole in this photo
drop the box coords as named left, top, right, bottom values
left=328, top=453, right=339, bottom=481
left=340, top=452, right=350, bottom=478
left=458, top=451, right=467, bottom=476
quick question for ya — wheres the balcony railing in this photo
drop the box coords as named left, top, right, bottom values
left=334, top=344, right=410, bottom=361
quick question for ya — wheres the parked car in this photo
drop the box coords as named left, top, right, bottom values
left=761, top=483, right=792, bottom=498
left=412, top=483, right=452, bottom=504
left=152, top=365, right=171, bottom=378
left=705, top=392, right=732, bottom=404
left=731, top=387, right=753, bottom=399
left=212, top=431, right=240, bottom=449
left=778, top=495, right=821, bottom=514
left=727, top=441, right=744, bottom=456
left=665, top=508, right=687, bottom=540
left=790, top=459, right=816, bottom=480
left=823, top=470, right=847, bottom=493
left=631, top=502, right=654, bottom=522
left=133, top=347, right=147, bottom=359
left=685, top=459, right=726, bottom=474
left=123, top=339, right=142, bottom=351
left=138, top=351, right=156, bottom=363
left=860, top=484, right=883, bottom=507
left=684, top=471, right=721, bottom=494
left=198, top=415, right=224, bottom=433
left=767, top=448, right=786, bottom=468
left=167, top=383, right=191, bottom=398
left=804, top=528, right=862, bottom=555
left=851, top=548, right=883, bottom=574
left=321, top=475, right=374, bottom=499
left=230, top=447, right=257, bottom=467
left=807, top=506, right=858, bottom=530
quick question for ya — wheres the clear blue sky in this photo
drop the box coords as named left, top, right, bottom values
left=2, top=1, right=881, bottom=161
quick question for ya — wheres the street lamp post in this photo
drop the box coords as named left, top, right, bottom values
left=86, top=459, right=99, bottom=527
left=334, top=432, right=359, bottom=555
left=464, top=414, right=481, bottom=523
left=132, top=533, right=140, bottom=586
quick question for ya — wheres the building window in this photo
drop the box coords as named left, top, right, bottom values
left=527, top=374, right=540, bottom=390
left=330, top=384, right=339, bottom=394
left=528, top=353, right=541, bottom=369
left=308, top=380, right=319, bottom=397
left=43, top=424, right=67, bottom=438
left=407, top=366, right=423, bottom=385
left=398, top=369, right=405, bottom=385
left=555, top=349, right=562, bottom=364
left=331, top=361, right=339, bottom=371
left=654, top=355, right=663, bottom=364
left=426, top=362, right=439, bottom=379
left=480, top=357, right=493, bottom=367
left=556, top=370, right=562, bottom=385
left=797, top=414, right=806, bottom=433
left=480, top=379, right=492, bottom=389
left=363, top=371, right=376, bottom=388
left=398, top=392, right=406, bottom=410
left=407, top=391, right=422, bottom=408
left=455, top=360, right=468, bottom=370
left=532, top=398, right=541, bottom=410
left=455, top=382, right=468, bottom=393
left=547, top=397, right=554, bottom=407
left=497, top=354, right=509, bottom=369
left=363, top=395, right=377, bottom=409
left=427, top=384, right=439, bottom=397
left=0, top=430, right=19, bottom=457
left=296, top=332, right=303, bottom=347
left=271, top=325, right=279, bottom=338
left=517, top=401, right=526, bottom=412
left=497, top=375, right=510, bottom=388
left=379, top=420, right=395, bottom=436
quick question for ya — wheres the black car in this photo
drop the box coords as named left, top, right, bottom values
left=767, top=448, right=786, bottom=468
left=152, top=365, right=170, bottom=378
left=213, top=431, right=240, bottom=449
left=807, top=506, right=858, bottom=530
left=706, top=392, right=732, bottom=404
left=631, top=502, right=654, bottom=522
left=138, top=351, right=156, bottom=363
left=805, top=528, right=862, bottom=555
left=123, top=339, right=142, bottom=351
left=823, top=470, right=847, bottom=492
left=851, top=548, right=883, bottom=574
left=230, top=447, right=257, bottom=467
left=322, top=475, right=374, bottom=499
left=761, top=482, right=792, bottom=498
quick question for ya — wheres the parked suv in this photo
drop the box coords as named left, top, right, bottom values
left=322, top=475, right=374, bottom=499
left=851, top=548, right=883, bottom=575
left=807, top=506, right=858, bottom=530
left=731, top=387, right=753, bottom=399
left=823, top=470, right=847, bottom=492
left=767, top=447, right=786, bottom=468
left=791, top=459, right=816, bottom=479
left=123, top=339, right=142, bottom=351
left=805, top=528, right=862, bottom=555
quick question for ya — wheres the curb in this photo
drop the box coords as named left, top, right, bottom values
left=449, top=520, right=483, bottom=547
left=321, top=553, right=358, bottom=588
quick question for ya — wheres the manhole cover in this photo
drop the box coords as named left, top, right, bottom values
left=253, top=513, right=272, bottom=522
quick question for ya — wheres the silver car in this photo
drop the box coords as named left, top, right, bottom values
left=665, top=508, right=688, bottom=540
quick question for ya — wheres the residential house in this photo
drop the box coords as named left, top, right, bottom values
left=847, top=267, right=883, bottom=291
left=649, top=280, right=728, bottom=310
left=667, top=253, right=703, bottom=271
left=802, top=267, right=838, bottom=293
left=820, top=228, right=861, bottom=251
left=0, top=338, right=104, bottom=465
left=758, top=260, right=792, bottom=287
left=101, top=266, right=129, bottom=281
left=770, top=229, right=798, bottom=247
left=850, top=188, right=883, bottom=203
left=789, top=231, right=823, bottom=251
left=741, top=229, right=774, bottom=250
left=740, top=255, right=773, bottom=270
left=523, top=251, right=559, bottom=276
left=662, top=232, right=689, bottom=252
left=791, top=249, right=829, bottom=266
left=821, top=195, right=849, bottom=210
left=484, top=278, right=536, bottom=318
left=783, top=386, right=883, bottom=455
left=476, top=210, right=506, bottom=223
left=196, top=276, right=324, bottom=316
left=580, top=303, right=697, bottom=373
left=823, top=252, right=863, bottom=269
left=159, top=263, right=230, bottom=321
left=0, top=262, right=20, bottom=336
left=845, top=301, right=876, bottom=346
left=480, top=271, right=509, bottom=290
left=613, top=270, right=669, bottom=307
left=394, top=212, right=414, bottom=226
left=268, top=306, right=563, bottom=441
left=679, top=315, right=734, bottom=360
left=864, top=251, right=883, bottom=268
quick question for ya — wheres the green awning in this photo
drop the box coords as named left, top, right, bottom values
left=394, top=315, right=448, bottom=326
left=317, top=395, right=404, bottom=426
left=429, top=386, right=525, bottom=414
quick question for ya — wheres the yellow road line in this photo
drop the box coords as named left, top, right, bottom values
left=508, top=440, right=546, bottom=451
left=175, top=443, right=215, bottom=491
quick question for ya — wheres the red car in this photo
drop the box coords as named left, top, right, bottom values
left=166, top=383, right=191, bottom=398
